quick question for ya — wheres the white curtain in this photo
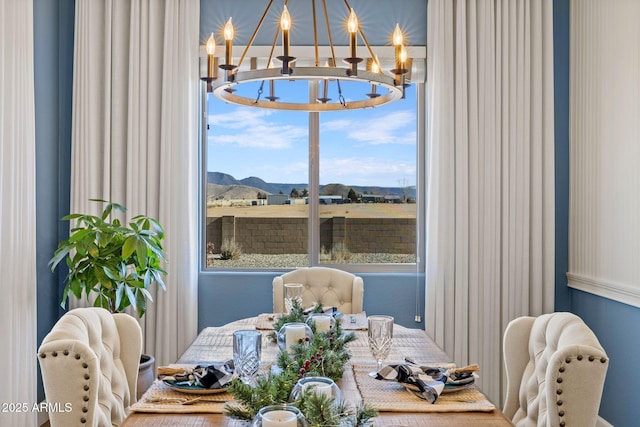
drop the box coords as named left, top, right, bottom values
left=0, top=0, right=38, bottom=425
left=70, top=0, right=200, bottom=366
left=425, top=0, right=555, bottom=405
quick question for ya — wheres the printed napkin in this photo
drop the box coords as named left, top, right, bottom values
left=159, top=360, right=235, bottom=389
left=373, top=364, right=477, bottom=404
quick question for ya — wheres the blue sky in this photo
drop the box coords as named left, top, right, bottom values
left=207, top=81, right=416, bottom=188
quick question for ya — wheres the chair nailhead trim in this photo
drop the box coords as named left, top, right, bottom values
left=82, top=362, right=88, bottom=368
left=83, top=396, right=89, bottom=402
left=557, top=389, right=563, bottom=395
left=75, top=354, right=81, bottom=360
left=63, top=350, right=69, bottom=356
left=577, top=355, right=583, bottom=360
left=565, top=358, right=571, bottom=363
left=559, top=410, right=565, bottom=416
left=557, top=378, right=563, bottom=383
left=81, top=417, right=87, bottom=423
left=52, top=351, right=58, bottom=357
left=82, top=407, right=88, bottom=413
left=560, top=422, right=565, bottom=427
left=589, top=355, right=595, bottom=361
left=84, top=374, right=90, bottom=380
left=557, top=400, right=563, bottom=406
left=39, top=353, right=46, bottom=358
left=601, top=357, right=607, bottom=363
left=84, top=385, right=89, bottom=391
left=559, top=366, right=565, bottom=373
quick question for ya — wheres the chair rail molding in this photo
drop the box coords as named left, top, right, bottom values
left=567, top=273, right=640, bottom=309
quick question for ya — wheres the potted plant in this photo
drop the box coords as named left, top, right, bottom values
left=49, top=199, right=167, bottom=399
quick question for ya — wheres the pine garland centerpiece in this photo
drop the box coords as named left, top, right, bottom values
left=224, top=302, right=377, bottom=426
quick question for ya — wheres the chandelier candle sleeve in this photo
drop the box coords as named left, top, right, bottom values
left=223, top=18, right=234, bottom=66
left=206, top=33, right=216, bottom=79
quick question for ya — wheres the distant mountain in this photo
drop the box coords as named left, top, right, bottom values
left=207, top=172, right=415, bottom=199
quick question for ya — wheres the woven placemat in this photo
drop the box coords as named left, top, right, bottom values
left=352, top=363, right=496, bottom=413
left=256, top=313, right=278, bottom=330
left=130, top=380, right=231, bottom=413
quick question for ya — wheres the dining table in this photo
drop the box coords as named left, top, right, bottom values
left=122, top=314, right=514, bottom=426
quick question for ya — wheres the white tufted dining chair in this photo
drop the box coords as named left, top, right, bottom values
left=273, top=267, right=364, bottom=314
left=503, top=312, right=608, bottom=427
left=38, top=307, right=142, bottom=427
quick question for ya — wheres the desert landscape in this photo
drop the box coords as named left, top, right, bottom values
left=206, top=200, right=416, bottom=219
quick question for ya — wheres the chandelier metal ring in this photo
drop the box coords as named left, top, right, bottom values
left=212, top=67, right=403, bottom=111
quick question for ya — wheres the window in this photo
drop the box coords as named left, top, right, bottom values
left=203, top=80, right=422, bottom=271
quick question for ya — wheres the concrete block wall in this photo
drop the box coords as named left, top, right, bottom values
left=206, top=215, right=416, bottom=254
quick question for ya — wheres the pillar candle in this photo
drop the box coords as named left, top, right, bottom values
left=261, top=410, right=297, bottom=427
left=285, top=324, right=306, bottom=352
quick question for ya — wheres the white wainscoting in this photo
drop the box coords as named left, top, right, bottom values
left=569, top=0, right=640, bottom=305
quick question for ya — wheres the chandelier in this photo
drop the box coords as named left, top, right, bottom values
left=201, top=0, right=410, bottom=112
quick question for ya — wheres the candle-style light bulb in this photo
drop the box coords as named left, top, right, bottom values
left=348, top=8, right=358, bottom=34
left=371, top=55, right=380, bottom=74
left=392, top=24, right=404, bottom=46
left=223, top=18, right=234, bottom=67
left=392, top=24, right=404, bottom=73
left=280, top=5, right=291, bottom=31
left=205, top=33, right=216, bottom=55
left=205, top=33, right=216, bottom=79
left=223, top=17, right=234, bottom=41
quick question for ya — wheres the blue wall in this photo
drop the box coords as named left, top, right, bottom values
left=553, top=0, right=571, bottom=312
left=198, top=272, right=424, bottom=329
left=34, top=0, right=74, bottom=402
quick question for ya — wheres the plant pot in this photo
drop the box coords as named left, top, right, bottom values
left=137, top=354, right=155, bottom=401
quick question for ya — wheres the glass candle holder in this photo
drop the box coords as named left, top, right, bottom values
left=290, top=376, right=343, bottom=406
left=251, top=405, right=306, bottom=427
left=277, top=322, right=313, bottom=354
left=306, top=313, right=335, bottom=334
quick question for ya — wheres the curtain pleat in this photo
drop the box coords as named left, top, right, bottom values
left=426, top=0, right=555, bottom=406
left=0, top=0, right=38, bottom=425
left=70, top=0, right=199, bottom=366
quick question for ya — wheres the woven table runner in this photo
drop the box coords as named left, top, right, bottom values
left=255, top=312, right=368, bottom=331
left=130, top=380, right=232, bottom=413
left=352, top=363, right=496, bottom=413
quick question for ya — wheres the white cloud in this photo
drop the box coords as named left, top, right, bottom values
left=208, top=108, right=307, bottom=149
left=321, top=156, right=416, bottom=186
left=321, top=110, right=416, bottom=145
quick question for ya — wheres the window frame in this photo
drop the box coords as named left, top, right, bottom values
left=199, top=80, right=425, bottom=274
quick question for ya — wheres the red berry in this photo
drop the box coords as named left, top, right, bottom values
left=305, top=336, right=310, bottom=342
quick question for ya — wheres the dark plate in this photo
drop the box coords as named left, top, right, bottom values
left=162, top=379, right=228, bottom=395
